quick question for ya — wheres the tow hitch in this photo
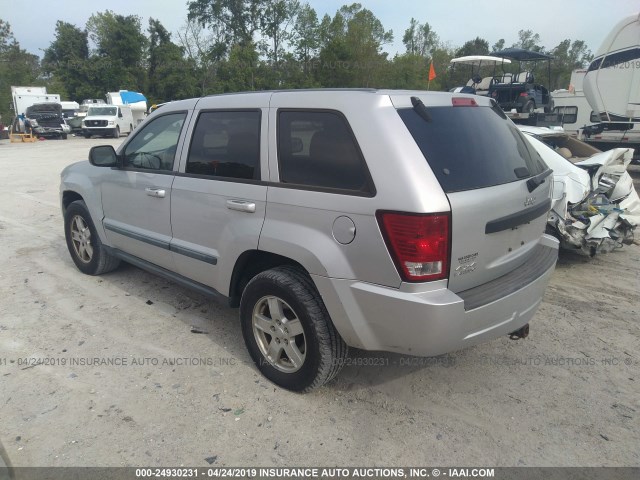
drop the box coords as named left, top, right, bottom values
left=509, top=323, right=529, bottom=340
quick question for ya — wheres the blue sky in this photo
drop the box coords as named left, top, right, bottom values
left=1, top=0, right=637, bottom=57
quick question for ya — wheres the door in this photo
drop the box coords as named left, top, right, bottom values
left=170, top=109, right=268, bottom=294
left=101, top=111, right=188, bottom=270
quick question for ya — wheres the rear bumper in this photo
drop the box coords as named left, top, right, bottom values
left=313, top=235, right=559, bottom=356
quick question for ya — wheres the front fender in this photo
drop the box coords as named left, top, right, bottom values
left=60, top=161, right=109, bottom=244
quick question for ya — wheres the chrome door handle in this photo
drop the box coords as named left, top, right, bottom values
left=226, top=200, right=256, bottom=213
left=145, top=188, right=166, bottom=198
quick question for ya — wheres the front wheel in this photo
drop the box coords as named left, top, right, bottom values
left=240, top=266, right=347, bottom=392
left=64, top=200, right=120, bottom=275
left=112, top=126, right=120, bottom=138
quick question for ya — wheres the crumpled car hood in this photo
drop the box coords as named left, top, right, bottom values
left=524, top=136, right=639, bottom=256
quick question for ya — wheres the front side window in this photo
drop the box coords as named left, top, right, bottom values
left=186, top=111, right=261, bottom=180
left=277, top=110, right=372, bottom=193
left=122, top=112, right=186, bottom=171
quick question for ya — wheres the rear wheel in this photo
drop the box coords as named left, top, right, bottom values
left=240, top=266, right=347, bottom=392
left=64, top=200, right=120, bottom=275
left=522, top=100, right=535, bottom=114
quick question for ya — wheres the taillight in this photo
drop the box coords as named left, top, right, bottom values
left=377, top=212, right=451, bottom=282
left=519, top=92, right=529, bottom=97
left=452, top=97, right=477, bottom=107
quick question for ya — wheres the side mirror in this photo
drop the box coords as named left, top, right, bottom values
left=118, top=111, right=123, bottom=118
left=89, top=145, right=118, bottom=167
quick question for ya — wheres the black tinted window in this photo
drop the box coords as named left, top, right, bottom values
left=278, top=111, right=372, bottom=193
left=123, top=113, right=186, bottom=171
left=398, top=105, right=547, bottom=193
left=186, top=111, right=261, bottom=180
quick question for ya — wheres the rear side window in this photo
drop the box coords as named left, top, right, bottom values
left=397, top=105, right=547, bottom=193
left=186, top=111, right=261, bottom=180
left=554, top=106, right=578, bottom=124
left=277, top=110, right=373, bottom=194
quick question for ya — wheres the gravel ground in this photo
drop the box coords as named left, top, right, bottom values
left=0, top=136, right=638, bottom=467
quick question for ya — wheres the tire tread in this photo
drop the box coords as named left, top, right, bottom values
left=241, top=266, right=348, bottom=391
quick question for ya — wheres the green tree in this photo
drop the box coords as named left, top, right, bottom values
left=315, top=3, right=393, bottom=88
left=217, top=42, right=261, bottom=91
left=86, top=11, right=147, bottom=91
left=513, top=30, right=543, bottom=52
left=402, top=18, right=438, bottom=57
left=387, top=53, right=429, bottom=90
left=491, top=38, right=505, bottom=53
left=0, top=19, right=41, bottom=124
left=147, top=18, right=198, bottom=103
left=42, top=21, right=90, bottom=101
left=177, top=19, right=227, bottom=95
left=455, top=37, right=489, bottom=57
left=550, top=39, right=593, bottom=90
left=291, top=3, right=320, bottom=68
left=260, top=0, right=300, bottom=66
left=187, top=0, right=263, bottom=48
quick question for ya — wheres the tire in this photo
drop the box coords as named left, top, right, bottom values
left=64, top=200, right=120, bottom=275
left=61, top=133, right=68, bottom=140
left=522, top=100, right=535, bottom=114
left=84, top=133, right=91, bottom=139
left=240, top=266, right=348, bottom=392
left=112, top=126, right=120, bottom=138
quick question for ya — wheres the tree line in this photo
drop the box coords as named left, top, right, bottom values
left=0, top=1, right=593, bottom=123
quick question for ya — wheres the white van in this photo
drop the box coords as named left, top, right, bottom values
left=82, top=104, right=134, bottom=138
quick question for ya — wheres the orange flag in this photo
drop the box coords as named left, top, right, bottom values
left=428, top=62, right=437, bottom=81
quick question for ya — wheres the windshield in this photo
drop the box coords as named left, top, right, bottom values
left=88, top=106, right=117, bottom=116
left=398, top=104, right=548, bottom=192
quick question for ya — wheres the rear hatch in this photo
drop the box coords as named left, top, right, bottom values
left=393, top=94, right=552, bottom=293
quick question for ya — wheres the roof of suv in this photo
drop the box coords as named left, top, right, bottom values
left=160, top=89, right=495, bottom=112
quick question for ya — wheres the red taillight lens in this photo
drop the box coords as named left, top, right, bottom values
left=377, top=212, right=451, bottom=282
left=519, top=92, right=529, bottom=97
left=452, top=97, right=478, bottom=107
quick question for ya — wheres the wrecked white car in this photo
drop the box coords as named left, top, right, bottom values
left=521, top=126, right=640, bottom=256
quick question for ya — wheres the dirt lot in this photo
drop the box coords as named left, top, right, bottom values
left=0, top=136, right=638, bottom=467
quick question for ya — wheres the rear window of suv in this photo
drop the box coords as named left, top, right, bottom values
left=397, top=104, right=548, bottom=193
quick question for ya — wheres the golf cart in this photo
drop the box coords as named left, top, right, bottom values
left=489, top=48, right=553, bottom=115
left=449, top=55, right=512, bottom=96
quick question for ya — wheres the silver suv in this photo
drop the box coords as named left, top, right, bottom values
left=60, top=90, right=559, bottom=391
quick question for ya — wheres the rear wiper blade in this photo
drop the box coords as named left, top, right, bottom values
left=411, top=96, right=432, bottom=122
left=526, top=168, right=553, bottom=192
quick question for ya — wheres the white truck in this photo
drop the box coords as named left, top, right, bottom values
left=82, top=104, right=134, bottom=138
left=106, top=90, right=147, bottom=126
left=11, top=86, right=70, bottom=139
left=11, top=86, right=59, bottom=117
